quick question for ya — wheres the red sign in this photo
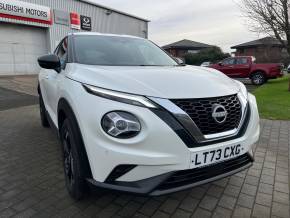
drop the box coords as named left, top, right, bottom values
left=0, top=0, right=52, bottom=25
left=70, top=12, right=80, bottom=30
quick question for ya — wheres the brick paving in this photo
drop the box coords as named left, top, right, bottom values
left=0, top=77, right=289, bottom=217
left=0, top=75, right=38, bottom=96
left=0, top=87, right=37, bottom=111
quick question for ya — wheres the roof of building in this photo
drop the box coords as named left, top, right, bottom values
left=231, top=37, right=285, bottom=49
left=163, top=39, right=213, bottom=49
left=79, top=0, right=150, bottom=22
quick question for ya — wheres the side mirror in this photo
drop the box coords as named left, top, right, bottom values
left=175, top=57, right=185, bottom=65
left=218, top=62, right=223, bottom=66
left=38, top=54, right=61, bottom=72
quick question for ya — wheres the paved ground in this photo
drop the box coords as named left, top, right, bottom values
left=0, top=76, right=289, bottom=218
left=0, top=76, right=38, bottom=96
left=0, top=87, right=37, bottom=111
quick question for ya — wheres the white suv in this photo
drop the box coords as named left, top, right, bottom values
left=38, top=33, right=260, bottom=200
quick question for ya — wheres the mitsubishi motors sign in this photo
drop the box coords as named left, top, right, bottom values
left=0, top=0, right=52, bottom=25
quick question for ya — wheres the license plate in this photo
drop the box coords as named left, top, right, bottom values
left=190, top=144, right=245, bottom=168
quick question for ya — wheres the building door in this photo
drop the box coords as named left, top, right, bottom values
left=0, top=23, right=48, bottom=76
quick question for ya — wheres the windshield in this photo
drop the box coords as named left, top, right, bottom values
left=73, top=35, right=178, bottom=66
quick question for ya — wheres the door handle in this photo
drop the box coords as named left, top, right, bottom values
left=45, top=75, right=50, bottom=79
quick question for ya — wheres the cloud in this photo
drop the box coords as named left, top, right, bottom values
left=87, top=0, right=262, bottom=52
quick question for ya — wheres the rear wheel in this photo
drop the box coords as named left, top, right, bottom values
left=60, top=118, right=89, bottom=200
left=251, top=72, right=266, bottom=85
left=39, top=94, right=50, bottom=128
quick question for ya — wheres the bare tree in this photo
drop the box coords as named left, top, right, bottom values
left=241, top=0, right=290, bottom=91
left=240, top=0, right=290, bottom=54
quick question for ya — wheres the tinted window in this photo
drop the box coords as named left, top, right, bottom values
left=73, top=35, right=178, bottom=66
left=222, top=58, right=235, bottom=65
left=236, top=58, right=248, bottom=65
left=56, top=38, right=68, bottom=65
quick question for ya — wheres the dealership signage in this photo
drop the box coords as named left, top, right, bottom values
left=70, top=12, right=80, bottom=30
left=0, top=0, right=52, bottom=24
left=54, top=9, right=69, bottom=26
left=80, top=15, right=91, bottom=31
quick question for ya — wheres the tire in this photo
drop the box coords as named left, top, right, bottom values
left=60, top=118, right=89, bottom=200
left=251, top=72, right=266, bottom=85
left=39, top=94, right=50, bottom=128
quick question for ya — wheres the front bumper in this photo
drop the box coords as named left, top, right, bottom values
left=67, top=80, right=260, bottom=194
left=87, top=152, right=254, bottom=196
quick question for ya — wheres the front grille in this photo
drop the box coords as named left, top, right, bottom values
left=157, top=153, right=252, bottom=191
left=171, top=95, right=242, bottom=135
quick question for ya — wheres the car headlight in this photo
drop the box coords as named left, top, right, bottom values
left=101, top=111, right=141, bottom=138
left=83, top=84, right=157, bottom=108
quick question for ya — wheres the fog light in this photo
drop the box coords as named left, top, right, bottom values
left=101, top=111, right=141, bottom=138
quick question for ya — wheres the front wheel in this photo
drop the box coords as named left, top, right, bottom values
left=251, top=72, right=266, bottom=85
left=60, top=119, right=88, bottom=200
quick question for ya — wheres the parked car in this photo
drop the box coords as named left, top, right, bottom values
left=209, top=56, right=283, bottom=85
left=287, top=64, right=290, bottom=73
left=37, top=33, right=260, bottom=199
left=200, top=62, right=211, bottom=67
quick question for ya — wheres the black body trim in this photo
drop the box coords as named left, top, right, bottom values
left=45, top=110, right=59, bottom=138
left=38, top=85, right=59, bottom=137
left=150, top=108, right=196, bottom=148
left=105, top=165, right=137, bottom=182
left=87, top=153, right=253, bottom=196
left=87, top=173, right=172, bottom=195
left=149, top=103, right=251, bottom=148
left=152, top=160, right=252, bottom=196
left=57, top=98, right=93, bottom=178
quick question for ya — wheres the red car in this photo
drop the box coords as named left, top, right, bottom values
left=209, top=56, right=283, bottom=85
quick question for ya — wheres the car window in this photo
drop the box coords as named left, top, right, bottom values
left=55, top=38, right=68, bottom=68
left=236, top=58, right=248, bottom=65
left=222, top=58, right=235, bottom=65
left=73, top=35, right=178, bottom=66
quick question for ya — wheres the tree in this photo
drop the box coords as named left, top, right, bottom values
left=240, top=0, right=290, bottom=90
left=185, top=46, right=230, bottom=66
left=240, top=0, right=290, bottom=54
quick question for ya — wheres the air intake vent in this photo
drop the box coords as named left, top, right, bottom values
left=157, top=153, right=252, bottom=191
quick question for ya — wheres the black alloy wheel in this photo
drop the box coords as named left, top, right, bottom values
left=60, top=119, right=88, bottom=200
left=251, top=72, right=266, bottom=85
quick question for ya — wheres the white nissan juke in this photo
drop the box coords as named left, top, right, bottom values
left=38, top=33, right=260, bottom=200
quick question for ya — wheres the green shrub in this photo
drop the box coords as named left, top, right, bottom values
left=185, top=46, right=230, bottom=65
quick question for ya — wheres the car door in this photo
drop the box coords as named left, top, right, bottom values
left=218, top=58, right=236, bottom=76
left=233, top=57, right=250, bottom=77
left=42, top=38, right=68, bottom=124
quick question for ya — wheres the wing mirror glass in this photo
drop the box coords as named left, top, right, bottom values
left=38, top=54, right=61, bottom=72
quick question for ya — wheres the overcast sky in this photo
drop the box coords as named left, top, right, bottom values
left=89, top=0, right=264, bottom=52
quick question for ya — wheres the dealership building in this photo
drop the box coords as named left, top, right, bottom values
left=0, top=0, right=149, bottom=75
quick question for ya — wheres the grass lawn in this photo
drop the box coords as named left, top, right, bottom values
left=253, top=75, right=290, bottom=120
